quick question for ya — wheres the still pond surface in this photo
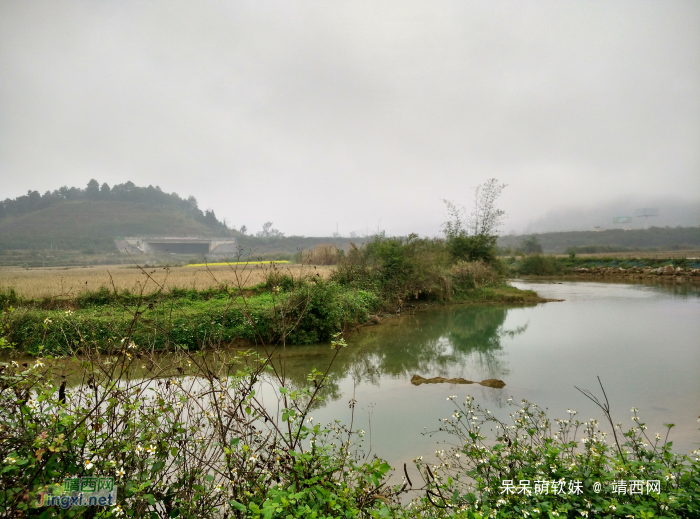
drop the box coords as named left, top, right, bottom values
left=268, top=279, right=699, bottom=471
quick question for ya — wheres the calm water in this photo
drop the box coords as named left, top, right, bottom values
left=262, top=279, right=700, bottom=473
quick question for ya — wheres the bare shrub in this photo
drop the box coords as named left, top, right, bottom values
left=302, top=243, right=343, bottom=266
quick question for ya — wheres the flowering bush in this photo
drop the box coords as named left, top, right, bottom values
left=414, top=393, right=700, bottom=518
left=0, top=349, right=405, bottom=518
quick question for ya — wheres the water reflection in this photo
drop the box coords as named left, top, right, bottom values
left=266, top=305, right=527, bottom=409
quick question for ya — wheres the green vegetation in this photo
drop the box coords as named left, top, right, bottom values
left=498, top=227, right=700, bottom=254
left=2, top=324, right=697, bottom=517
left=1, top=229, right=547, bottom=356
left=442, top=179, right=507, bottom=265
left=515, top=255, right=562, bottom=276
left=417, top=393, right=700, bottom=518
left=1, top=179, right=697, bottom=516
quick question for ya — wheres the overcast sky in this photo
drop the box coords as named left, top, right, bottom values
left=1, top=1, right=698, bottom=236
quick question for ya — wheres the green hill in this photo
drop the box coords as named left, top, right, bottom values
left=0, top=200, right=231, bottom=252
left=0, top=181, right=235, bottom=254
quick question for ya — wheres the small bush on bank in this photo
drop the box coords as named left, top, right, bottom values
left=0, top=286, right=22, bottom=310
left=450, top=260, right=501, bottom=292
left=446, top=235, right=498, bottom=265
left=517, top=255, right=562, bottom=276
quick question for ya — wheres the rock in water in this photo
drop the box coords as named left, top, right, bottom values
left=479, top=379, right=506, bottom=388
left=410, top=374, right=475, bottom=385
left=411, top=374, right=505, bottom=388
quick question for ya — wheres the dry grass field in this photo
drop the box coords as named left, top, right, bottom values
left=0, top=263, right=335, bottom=299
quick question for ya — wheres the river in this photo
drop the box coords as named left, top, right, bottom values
left=265, top=279, right=700, bottom=477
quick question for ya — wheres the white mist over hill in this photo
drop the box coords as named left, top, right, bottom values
left=520, top=197, right=700, bottom=234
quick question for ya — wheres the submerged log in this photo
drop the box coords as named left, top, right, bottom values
left=411, top=374, right=505, bottom=389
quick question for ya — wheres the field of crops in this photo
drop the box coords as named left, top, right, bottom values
left=0, top=263, right=333, bottom=299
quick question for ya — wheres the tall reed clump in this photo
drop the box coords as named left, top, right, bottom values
left=301, top=244, right=344, bottom=266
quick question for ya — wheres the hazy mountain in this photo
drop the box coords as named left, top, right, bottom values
left=521, top=197, right=700, bottom=234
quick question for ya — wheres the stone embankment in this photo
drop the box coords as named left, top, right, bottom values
left=572, top=264, right=700, bottom=280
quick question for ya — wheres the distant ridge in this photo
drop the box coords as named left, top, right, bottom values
left=0, top=181, right=236, bottom=252
left=498, top=227, right=700, bottom=254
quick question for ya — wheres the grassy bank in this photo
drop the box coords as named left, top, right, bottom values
left=1, top=279, right=543, bottom=357
left=1, top=235, right=549, bottom=356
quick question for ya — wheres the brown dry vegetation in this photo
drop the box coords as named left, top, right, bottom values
left=300, top=243, right=343, bottom=265
left=0, top=263, right=335, bottom=299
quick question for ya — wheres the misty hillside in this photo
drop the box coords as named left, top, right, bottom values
left=498, top=226, right=700, bottom=254
left=522, top=197, right=700, bottom=234
left=0, top=181, right=234, bottom=252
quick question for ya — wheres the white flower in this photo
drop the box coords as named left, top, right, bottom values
left=113, top=504, right=124, bottom=516
left=135, top=445, right=144, bottom=454
left=656, top=433, right=662, bottom=440
left=27, top=399, right=39, bottom=410
left=43, top=318, right=52, bottom=325
left=116, top=468, right=125, bottom=477
left=307, top=416, right=313, bottom=422
left=630, top=407, right=638, bottom=412
left=128, top=341, right=137, bottom=349
left=84, top=459, right=94, bottom=469
left=146, top=444, right=156, bottom=455
left=4, top=456, right=17, bottom=464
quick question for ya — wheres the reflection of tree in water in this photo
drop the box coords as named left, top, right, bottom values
left=261, top=306, right=527, bottom=409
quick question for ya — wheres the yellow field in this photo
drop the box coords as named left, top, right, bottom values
left=0, top=263, right=334, bottom=299
left=186, top=260, right=290, bottom=267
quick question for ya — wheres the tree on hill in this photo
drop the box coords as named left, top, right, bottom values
left=256, top=222, right=285, bottom=238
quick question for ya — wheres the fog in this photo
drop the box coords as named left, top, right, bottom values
left=1, top=1, right=698, bottom=236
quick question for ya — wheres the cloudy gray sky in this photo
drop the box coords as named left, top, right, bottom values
left=1, top=1, right=699, bottom=236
